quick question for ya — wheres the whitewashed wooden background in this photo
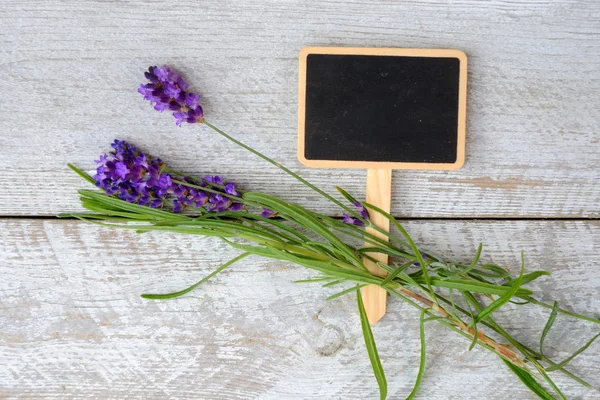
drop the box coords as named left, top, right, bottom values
left=0, top=0, right=599, bottom=399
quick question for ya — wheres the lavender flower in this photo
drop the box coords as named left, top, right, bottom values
left=414, top=253, right=428, bottom=267
left=343, top=202, right=370, bottom=226
left=343, top=213, right=364, bottom=226
left=139, top=65, right=204, bottom=126
left=94, top=139, right=245, bottom=214
left=353, top=202, right=369, bottom=220
left=260, top=208, right=277, bottom=218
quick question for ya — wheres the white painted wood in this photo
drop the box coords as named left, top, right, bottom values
left=0, top=0, right=599, bottom=217
left=1, top=1, right=599, bottom=399
left=1, top=219, right=599, bottom=399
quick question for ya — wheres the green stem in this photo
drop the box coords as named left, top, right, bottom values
left=203, top=120, right=417, bottom=251
left=431, top=291, right=594, bottom=388
left=203, top=120, right=359, bottom=218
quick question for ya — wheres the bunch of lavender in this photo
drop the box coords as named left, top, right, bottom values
left=62, top=65, right=600, bottom=400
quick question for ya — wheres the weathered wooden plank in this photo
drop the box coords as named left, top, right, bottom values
left=1, top=219, right=599, bottom=399
left=0, top=0, right=599, bottom=217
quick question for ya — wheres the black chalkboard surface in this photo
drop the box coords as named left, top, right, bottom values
left=298, top=47, right=467, bottom=170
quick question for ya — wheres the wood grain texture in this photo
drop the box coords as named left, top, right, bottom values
left=1, top=1, right=599, bottom=399
left=363, top=168, right=392, bottom=323
left=0, top=0, right=599, bottom=217
left=1, top=219, right=599, bottom=399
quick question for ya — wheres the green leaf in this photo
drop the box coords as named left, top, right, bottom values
left=524, top=297, right=600, bottom=325
left=502, top=360, right=557, bottom=400
left=223, top=240, right=379, bottom=285
left=243, top=192, right=362, bottom=266
left=68, top=163, right=96, bottom=185
left=79, top=190, right=191, bottom=220
left=335, top=186, right=360, bottom=205
left=362, top=201, right=436, bottom=301
left=471, top=252, right=526, bottom=325
left=505, top=271, right=551, bottom=287
left=547, top=332, right=600, bottom=372
left=406, top=310, right=427, bottom=400
left=294, top=276, right=335, bottom=284
left=356, top=288, right=387, bottom=400
left=241, top=214, right=310, bottom=242
left=335, top=186, right=369, bottom=223
left=357, top=246, right=409, bottom=258
left=419, top=278, right=533, bottom=297
left=458, top=243, right=483, bottom=276
left=381, top=260, right=414, bottom=286
left=466, top=301, right=479, bottom=351
left=203, top=120, right=361, bottom=219
left=321, top=279, right=346, bottom=288
left=540, top=301, right=559, bottom=358
left=141, top=252, right=249, bottom=299
left=327, top=284, right=367, bottom=301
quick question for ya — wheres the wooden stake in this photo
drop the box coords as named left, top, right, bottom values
left=362, top=168, right=392, bottom=324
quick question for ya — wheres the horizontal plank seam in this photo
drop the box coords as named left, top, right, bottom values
left=0, top=216, right=598, bottom=221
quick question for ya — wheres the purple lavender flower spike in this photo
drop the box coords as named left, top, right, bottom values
left=185, top=93, right=200, bottom=109
left=149, top=199, right=163, bottom=209
left=343, top=213, right=365, bottom=226
left=205, top=175, right=223, bottom=185
left=95, top=154, right=108, bottom=164
left=413, top=253, right=428, bottom=267
left=260, top=208, right=277, bottom=218
left=156, top=174, right=172, bottom=190
left=140, top=65, right=204, bottom=125
left=225, top=183, right=239, bottom=196
left=352, top=201, right=370, bottom=220
left=172, top=200, right=184, bottom=213
left=229, top=203, right=244, bottom=211
left=114, top=162, right=130, bottom=180
left=94, top=139, right=246, bottom=214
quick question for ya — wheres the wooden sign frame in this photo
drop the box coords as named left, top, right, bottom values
left=297, top=46, right=468, bottom=170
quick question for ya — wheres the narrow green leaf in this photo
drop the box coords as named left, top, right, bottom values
left=449, top=288, right=458, bottom=316
left=244, top=192, right=362, bottom=266
left=357, top=246, right=410, bottom=258
left=505, top=271, right=551, bottom=287
left=203, top=120, right=361, bottom=221
left=68, top=163, right=96, bottom=185
left=321, top=279, right=346, bottom=288
left=523, top=297, right=600, bottom=325
left=467, top=268, right=511, bottom=279
left=327, top=284, right=367, bottom=301
left=362, top=201, right=436, bottom=301
left=241, top=214, right=310, bottom=242
left=79, top=190, right=191, bottom=220
left=335, top=186, right=360, bottom=205
left=540, top=301, right=559, bottom=358
left=419, top=278, right=533, bottom=297
left=406, top=310, right=427, bottom=400
left=356, top=288, right=387, bottom=400
left=223, top=240, right=379, bottom=285
left=381, top=261, right=414, bottom=286
left=141, top=252, right=249, bottom=299
left=294, top=276, right=334, bottom=284
left=509, top=299, right=530, bottom=305
left=466, top=301, right=479, bottom=351
left=502, top=360, right=557, bottom=400
left=335, top=186, right=369, bottom=223
left=459, top=243, right=483, bottom=276
left=471, top=252, right=526, bottom=325
left=547, top=333, right=600, bottom=372
left=322, top=217, right=412, bottom=259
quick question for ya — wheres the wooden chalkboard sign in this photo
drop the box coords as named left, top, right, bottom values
left=298, top=47, right=467, bottom=323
